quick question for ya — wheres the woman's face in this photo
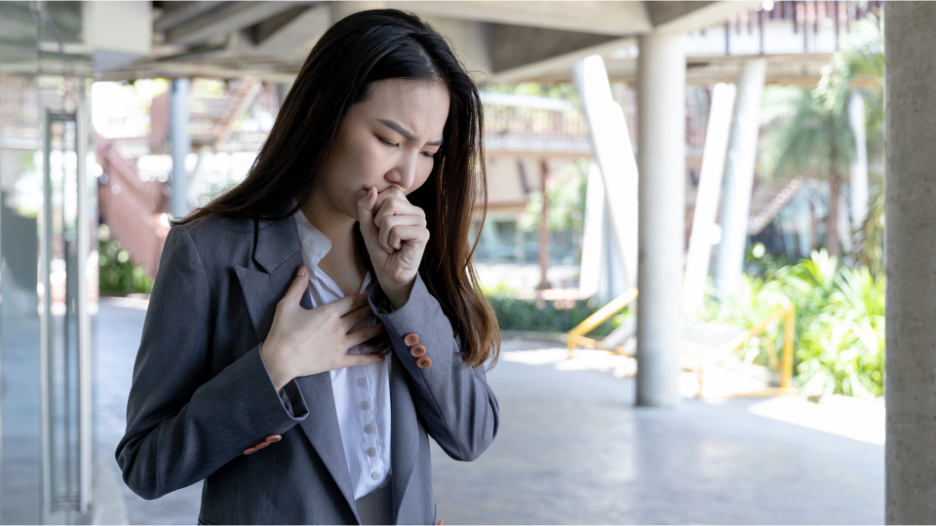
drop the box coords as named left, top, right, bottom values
left=312, top=78, right=450, bottom=223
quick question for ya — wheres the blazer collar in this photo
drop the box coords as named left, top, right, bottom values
left=252, top=199, right=303, bottom=274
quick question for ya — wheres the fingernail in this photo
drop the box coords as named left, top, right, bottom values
left=377, top=355, right=385, bottom=361
left=299, top=266, right=307, bottom=277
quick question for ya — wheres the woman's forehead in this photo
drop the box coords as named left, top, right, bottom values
left=356, top=79, right=449, bottom=136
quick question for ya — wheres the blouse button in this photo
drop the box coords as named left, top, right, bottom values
left=360, top=401, right=370, bottom=410
left=356, top=378, right=366, bottom=388
left=364, top=424, right=375, bottom=434
left=371, top=471, right=381, bottom=480
left=366, top=447, right=377, bottom=457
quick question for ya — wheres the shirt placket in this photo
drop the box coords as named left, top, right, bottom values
left=354, top=356, right=383, bottom=483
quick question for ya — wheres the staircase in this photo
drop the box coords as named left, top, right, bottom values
left=95, top=131, right=171, bottom=279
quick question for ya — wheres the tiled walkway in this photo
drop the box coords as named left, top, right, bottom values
left=95, top=298, right=883, bottom=524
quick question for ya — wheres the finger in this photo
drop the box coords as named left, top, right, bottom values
left=340, top=352, right=386, bottom=368
left=334, top=292, right=370, bottom=316
left=356, top=186, right=379, bottom=239
left=346, top=322, right=386, bottom=347
left=386, top=225, right=429, bottom=252
left=378, top=215, right=426, bottom=253
left=340, top=304, right=374, bottom=331
left=373, top=192, right=423, bottom=233
left=373, top=184, right=407, bottom=210
left=278, top=265, right=309, bottom=310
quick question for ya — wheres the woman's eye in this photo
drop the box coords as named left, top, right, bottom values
left=379, top=137, right=398, bottom=147
left=421, top=151, right=436, bottom=159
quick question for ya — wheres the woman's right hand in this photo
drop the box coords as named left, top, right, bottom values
left=261, top=265, right=386, bottom=391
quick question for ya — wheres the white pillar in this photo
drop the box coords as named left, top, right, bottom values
left=573, top=56, right=639, bottom=299
left=885, top=4, right=936, bottom=523
left=713, top=59, right=766, bottom=297
left=683, top=83, right=736, bottom=316
left=170, top=78, right=190, bottom=219
left=636, top=33, right=685, bottom=408
left=849, top=91, right=869, bottom=230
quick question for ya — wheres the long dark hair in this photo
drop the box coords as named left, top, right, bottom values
left=173, top=9, right=499, bottom=369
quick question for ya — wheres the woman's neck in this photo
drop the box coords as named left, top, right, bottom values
left=300, top=196, right=367, bottom=297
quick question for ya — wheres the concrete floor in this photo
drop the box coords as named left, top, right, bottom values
left=95, top=298, right=883, bottom=524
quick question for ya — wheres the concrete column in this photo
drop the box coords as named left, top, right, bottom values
left=170, top=78, right=190, bottom=219
left=885, top=4, right=936, bottom=523
left=636, top=33, right=685, bottom=408
left=713, top=59, right=766, bottom=297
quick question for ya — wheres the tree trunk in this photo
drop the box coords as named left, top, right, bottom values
left=827, top=169, right=842, bottom=259
left=537, top=159, right=551, bottom=290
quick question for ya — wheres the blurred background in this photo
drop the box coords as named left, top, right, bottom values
left=0, top=0, right=917, bottom=523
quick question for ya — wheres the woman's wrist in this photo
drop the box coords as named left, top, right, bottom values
left=381, top=277, right=416, bottom=311
left=260, top=342, right=292, bottom=391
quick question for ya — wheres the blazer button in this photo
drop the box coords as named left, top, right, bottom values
left=255, top=441, right=270, bottom=449
left=417, top=356, right=432, bottom=369
left=244, top=447, right=258, bottom=455
left=403, top=333, right=419, bottom=346
left=410, top=344, right=426, bottom=358
left=266, top=435, right=282, bottom=443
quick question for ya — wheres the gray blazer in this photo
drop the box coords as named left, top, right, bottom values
left=115, top=202, right=500, bottom=525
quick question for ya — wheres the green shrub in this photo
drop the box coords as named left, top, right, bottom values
left=98, top=226, right=153, bottom=295
left=483, top=281, right=623, bottom=336
left=700, top=249, right=884, bottom=400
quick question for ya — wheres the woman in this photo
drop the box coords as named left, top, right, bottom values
left=115, top=9, right=500, bottom=525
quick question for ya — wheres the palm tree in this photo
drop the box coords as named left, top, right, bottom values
left=760, top=14, right=883, bottom=260
left=759, top=86, right=856, bottom=259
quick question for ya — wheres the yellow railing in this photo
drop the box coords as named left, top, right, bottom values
left=697, top=304, right=796, bottom=397
left=565, top=291, right=797, bottom=397
left=566, top=288, right=638, bottom=359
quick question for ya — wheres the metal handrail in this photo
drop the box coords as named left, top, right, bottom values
left=566, top=288, right=638, bottom=358
left=697, top=304, right=796, bottom=397
left=565, top=291, right=796, bottom=397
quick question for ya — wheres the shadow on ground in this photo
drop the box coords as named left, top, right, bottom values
left=95, top=299, right=883, bottom=525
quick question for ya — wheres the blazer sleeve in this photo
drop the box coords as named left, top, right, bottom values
left=115, top=225, right=310, bottom=501
left=368, top=273, right=499, bottom=461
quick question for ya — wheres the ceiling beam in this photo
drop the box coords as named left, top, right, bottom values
left=398, top=1, right=652, bottom=37
left=154, top=2, right=226, bottom=33
left=492, top=24, right=620, bottom=74
left=166, top=1, right=300, bottom=45
left=250, top=3, right=331, bottom=56
left=647, top=1, right=761, bottom=34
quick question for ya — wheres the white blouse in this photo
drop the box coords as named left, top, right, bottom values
left=290, top=205, right=392, bottom=500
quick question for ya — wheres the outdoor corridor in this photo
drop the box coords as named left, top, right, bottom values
left=94, top=297, right=883, bottom=524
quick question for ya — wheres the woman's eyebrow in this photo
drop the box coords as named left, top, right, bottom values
left=377, top=118, right=443, bottom=146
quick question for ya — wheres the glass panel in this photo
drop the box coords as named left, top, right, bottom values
left=0, top=2, right=43, bottom=524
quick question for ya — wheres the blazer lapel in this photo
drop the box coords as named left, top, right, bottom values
left=233, top=208, right=361, bottom=523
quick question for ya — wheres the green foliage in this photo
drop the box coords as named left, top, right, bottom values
left=98, top=226, right=153, bottom=295
left=759, top=85, right=855, bottom=182
left=701, top=250, right=884, bottom=400
left=518, top=159, right=588, bottom=233
left=852, top=183, right=885, bottom=277
left=483, top=281, right=620, bottom=336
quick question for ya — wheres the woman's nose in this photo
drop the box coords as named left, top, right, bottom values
left=388, top=152, right=417, bottom=189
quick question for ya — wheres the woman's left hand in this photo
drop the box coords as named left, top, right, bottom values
left=356, top=185, right=429, bottom=310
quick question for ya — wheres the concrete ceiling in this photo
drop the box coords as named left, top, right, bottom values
left=95, top=1, right=763, bottom=84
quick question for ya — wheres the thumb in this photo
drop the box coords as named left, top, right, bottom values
left=281, top=265, right=309, bottom=308
left=357, top=186, right=379, bottom=241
